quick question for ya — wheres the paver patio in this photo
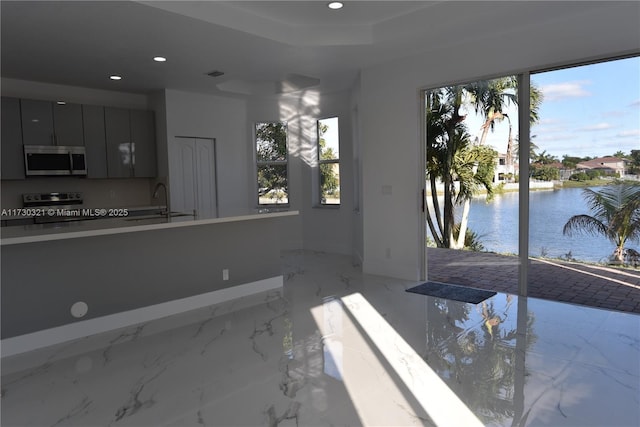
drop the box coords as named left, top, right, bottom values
left=427, top=248, right=640, bottom=314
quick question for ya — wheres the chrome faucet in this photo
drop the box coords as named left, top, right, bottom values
left=152, top=182, right=169, bottom=219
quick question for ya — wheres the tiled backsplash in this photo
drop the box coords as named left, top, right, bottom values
left=1, top=178, right=156, bottom=209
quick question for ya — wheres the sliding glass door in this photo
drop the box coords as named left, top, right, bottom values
left=424, top=55, right=639, bottom=305
left=526, top=57, right=640, bottom=308
left=424, top=76, right=520, bottom=293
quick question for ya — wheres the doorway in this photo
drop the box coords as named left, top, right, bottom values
left=423, top=76, right=521, bottom=290
left=169, top=137, right=218, bottom=218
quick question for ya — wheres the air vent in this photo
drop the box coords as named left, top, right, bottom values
left=207, top=70, right=225, bottom=78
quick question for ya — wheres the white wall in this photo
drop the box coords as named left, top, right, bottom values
left=359, top=2, right=640, bottom=280
left=163, top=89, right=250, bottom=217
left=302, top=91, right=354, bottom=255
left=247, top=89, right=355, bottom=254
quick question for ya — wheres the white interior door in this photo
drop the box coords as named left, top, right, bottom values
left=169, top=137, right=217, bottom=218
left=169, top=137, right=196, bottom=214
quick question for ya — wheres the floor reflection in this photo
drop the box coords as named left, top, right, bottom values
left=422, top=290, right=639, bottom=426
left=1, top=251, right=638, bottom=426
left=424, top=293, right=532, bottom=426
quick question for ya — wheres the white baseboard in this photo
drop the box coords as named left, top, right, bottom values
left=1, top=276, right=283, bottom=358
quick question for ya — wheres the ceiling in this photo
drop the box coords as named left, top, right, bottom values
left=0, top=1, right=615, bottom=97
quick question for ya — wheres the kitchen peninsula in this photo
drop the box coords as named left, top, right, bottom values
left=1, top=210, right=298, bottom=354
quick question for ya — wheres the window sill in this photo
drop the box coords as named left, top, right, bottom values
left=256, top=205, right=290, bottom=211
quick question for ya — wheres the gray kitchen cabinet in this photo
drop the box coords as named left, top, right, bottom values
left=1, top=97, right=25, bottom=179
left=52, top=102, right=84, bottom=146
left=82, top=105, right=108, bottom=178
left=130, top=109, right=156, bottom=178
left=105, top=107, right=156, bottom=178
left=20, top=99, right=55, bottom=145
left=105, top=107, right=132, bottom=177
left=21, top=99, right=84, bottom=146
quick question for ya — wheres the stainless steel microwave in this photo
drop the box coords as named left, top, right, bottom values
left=24, top=145, right=87, bottom=176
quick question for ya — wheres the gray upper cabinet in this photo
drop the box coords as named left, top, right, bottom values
left=53, top=102, right=84, bottom=146
left=1, top=97, right=25, bottom=179
left=130, top=109, right=156, bottom=178
left=1, top=98, right=156, bottom=180
left=20, top=99, right=55, bottom=145
left=105, top=107, right=132, bottom=177
left=82, top=105, right=108, bottom=178
left=105, top=107, right=156, bottom=178
left=21, top=99, right=84, bottom=146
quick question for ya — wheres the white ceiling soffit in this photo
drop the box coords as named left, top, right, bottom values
left=138, top=1, right=437, bottom=46
left=216, top=73, right=320, bottom=95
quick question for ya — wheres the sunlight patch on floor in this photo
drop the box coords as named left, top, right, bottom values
left=311, top=292, right=484, bottom=427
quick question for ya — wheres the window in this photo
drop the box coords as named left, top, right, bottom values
left=318, top=117, right=340, bottom=205
left=256, top=122, right=288, bottom=205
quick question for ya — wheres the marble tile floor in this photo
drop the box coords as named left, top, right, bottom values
left=1, top=250, right=639, bottom=426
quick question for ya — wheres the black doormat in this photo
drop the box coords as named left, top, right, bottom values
left=406, top=281, right=496, bottom=304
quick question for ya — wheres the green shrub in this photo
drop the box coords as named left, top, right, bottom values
left=586, top=169, right=601, bottom=179
left=570, top=172, right=589, bottom=181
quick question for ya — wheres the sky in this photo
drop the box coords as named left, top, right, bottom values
left=319, top=116, right=340, bottom=157
left=462, top=56, right=640, bottom=160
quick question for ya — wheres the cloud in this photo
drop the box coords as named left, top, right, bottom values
left=534, top=125, right=567, bottom=134
left=541, top=80, right=591, bottom=101
left=616, top=129, right=640, bottom=138
left=534, top=133, right=578, bottom=143
left=579, top=123, right=613, bottom=131
left=601, top=110, right=627, bottom=118
left=629, top=99, right=640, bottom=108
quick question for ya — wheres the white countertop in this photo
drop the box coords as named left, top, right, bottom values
left=1, top=210, right=299, bottom=246
left=0, top=205, right=167, bottom=221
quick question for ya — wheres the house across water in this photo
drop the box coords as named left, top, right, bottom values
left=576, top=156, right=627, bottom=177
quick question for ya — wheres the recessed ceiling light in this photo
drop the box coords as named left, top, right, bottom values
left=153, top=56, right=167, bottom=62
left=56, top=101, right=66, bottom=105
left=328, top=1, right=343, bottom=9
left=110, top=75, right=122, bottom=81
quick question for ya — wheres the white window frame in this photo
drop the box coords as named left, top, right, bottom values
left=316, top=117, right=341, bottom=207
left=255, top=121, right=289, bottom=207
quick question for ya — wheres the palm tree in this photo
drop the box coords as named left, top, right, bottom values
left=465, top=78, right=542, bottom=146
left=426, top=77, right=544, bottom=250
left=467, top=78, right=542, bottom=178
left=533, top=150, right=558, bottom=165
left=426, top=86, right=495, bottom=249
left=563, top=183, right=640, bottom=263
left=514, top=137, right=539, bottom=163
left=451, top=143, right=497, bottom=249
left=426, top=77, right=542, bottom=250
left=466, top=77, right=517, bottom=146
